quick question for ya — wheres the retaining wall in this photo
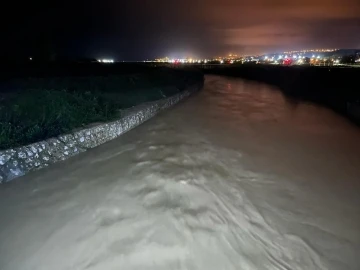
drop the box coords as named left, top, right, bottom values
left=0, top=82, right=203, bottom=183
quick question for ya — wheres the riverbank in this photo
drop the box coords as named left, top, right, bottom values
left=203, top=65, right=360, bottom=123
left=0, top=82, right=203, bottom=183
left=0, top=63, right=203, bottom=150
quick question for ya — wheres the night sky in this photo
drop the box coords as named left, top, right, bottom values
left=3, top=0, right=360, bottom=61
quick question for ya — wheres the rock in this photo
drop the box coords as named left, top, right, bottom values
left=0, top=82, right=203, bottom=183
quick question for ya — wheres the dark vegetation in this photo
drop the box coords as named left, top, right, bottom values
left=0, top=63, right=204, bottom=150
left=202, top=65, right=360, bottom=122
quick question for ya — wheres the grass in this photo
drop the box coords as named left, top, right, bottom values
left=0, top=89, right=119, bottom=150
left=0, top=66, right=203, bottom=150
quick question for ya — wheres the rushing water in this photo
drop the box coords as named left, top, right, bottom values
left=1, top=76, right=360, bottom=270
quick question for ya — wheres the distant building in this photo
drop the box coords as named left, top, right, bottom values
left=155, top=57, right=170, bottom=63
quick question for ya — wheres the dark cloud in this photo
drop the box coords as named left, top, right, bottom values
left=2, top=0, right=360, bottom=60
left=205, top=0, right=360, bottom=55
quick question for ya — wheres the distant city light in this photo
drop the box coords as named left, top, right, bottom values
left=284, top=48, right=337, bottom=54
left=151, top=48, right=341, bottom=66
left=98, top=59, right=114, bottom=63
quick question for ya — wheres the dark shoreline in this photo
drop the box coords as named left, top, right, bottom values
left=202, top=65, right=360, bottom=124
left=0, top=63, right=204, bottom=150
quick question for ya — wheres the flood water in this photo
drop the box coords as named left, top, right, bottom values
left=1, top=75, right=360, bottom=270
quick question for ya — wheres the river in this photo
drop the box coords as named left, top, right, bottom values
left=1, top=75, right=360, bottom=270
